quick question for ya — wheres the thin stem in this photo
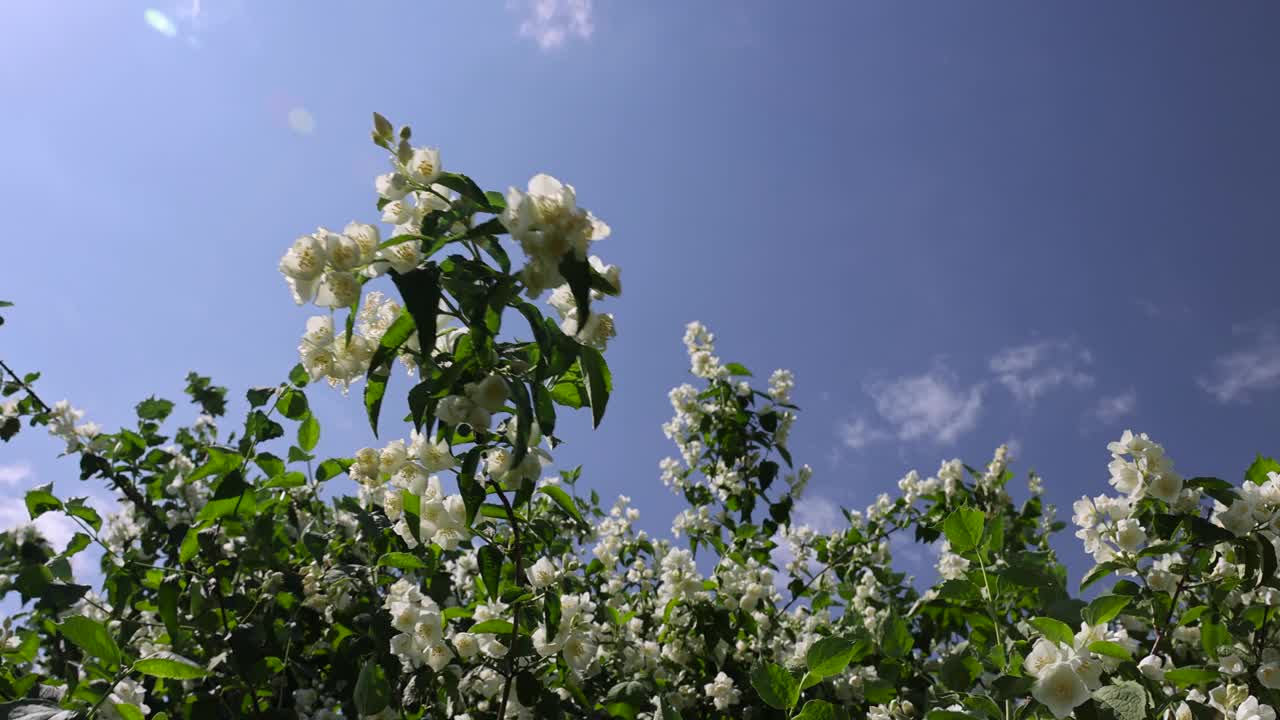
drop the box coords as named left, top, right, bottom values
left=975, top=550, right=1007, bottom=672
left=0, top=358, right=50, bottom=411
left=489, top=480, right=525, bottom=720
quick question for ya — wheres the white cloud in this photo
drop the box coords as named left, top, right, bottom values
left=1093, top=389, right=1138, bottom=424
left=0, top=463, right=34, bottom=487
left=509, top=0, right=594, bottom=50
left=868, top=369, right=984, bottom=444
left=990, top=340, right=1094, bottom=404
left=1200, top=328, right=1280, bottom=403
left=840, top=417, right=887, bottom=450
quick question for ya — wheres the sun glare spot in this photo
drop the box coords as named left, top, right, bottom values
left=288, top=108, right=316, bottom=135
left=143, top=9, right=178, bottom=37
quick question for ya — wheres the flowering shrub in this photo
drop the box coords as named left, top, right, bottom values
left=1, top=115, right=1279, bottom=720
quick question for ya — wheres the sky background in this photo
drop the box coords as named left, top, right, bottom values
left=2, top=1, right=1280, bottom=594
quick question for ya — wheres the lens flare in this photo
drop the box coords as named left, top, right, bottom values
left=288, top=108, right=316, bottom=135
left=143, top=9, right=178, bottom=37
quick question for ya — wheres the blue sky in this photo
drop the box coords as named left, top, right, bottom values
left=2, top=1, right=1280, bottom=589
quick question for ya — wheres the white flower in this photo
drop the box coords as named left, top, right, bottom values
left=452, top=632, right=479, bottom=660
left=1138, top=654, right=1165, bottom=682
left=1114, top=518, right=1147, bottom=553
left=404, top=147, right=442, bottom=185
left=526, top=557, right=558, bottom=589
left=703, top=671, right=741, bottom=711
left=279, top=234, right=329, bottom=304
left=1259, top=662, right=1280, bottom=690
left=321, top=229, right=362, bottom=271
left=343, top=221, right=380, bottom=263
left=315, top=271, right=361, bottom=308
left=1237, top=697, right=1277, bottom=720
left=376, top=172, right=410, bottom=200
left=467, top=375, right=509, bottom=414
left=1025, top=638, right=1065, bottom=678
left=376, top=238, right=423, bottom=274
left=411, top=432, right=456, bottom=472
left=1031, top=662, right=1091, bottom=719
left=561, top=633, right=595, bottom=673
left=1147, top=471, right=1184, bottom=503
left=1108, top=458, right=1142, bottom=496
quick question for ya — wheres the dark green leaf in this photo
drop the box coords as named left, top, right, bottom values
left=354, top=660, right=390, bottom=716
left=806, top=637, right=856, bottom=678
left=1030, top=617, right=1075, bottom=646
left=134, top=652, right=207, bottom=679
left=378, top=552, right=426, bottom=570
left=750, top=662, right=800, bottom=710
left=478, top=545, right=503, bottom=600
left=540, top=485, right=584, bottom=525
left=943, top=508, right=984, bottom=553
left=57, top=615, right=120, bottom=666
left=579, top=346, right=611, bottom=428
left=1082, top=595, right=1131, bottom=626
left=24, top=484, right=60, bottom=519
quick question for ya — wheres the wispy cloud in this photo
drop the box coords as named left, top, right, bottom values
left=0, top=463, right=34, bottom=487
left=869, top=368, right=985, bottom=444
left=1200, top=327, right=1280, bottom=403
left=840, top=417, right=887, bottom=450
left=989, top=340, right=1094, bottom=404
left=1093, top=389, right=1138, bottom=424
left=509, top=0, right=594, bottom=50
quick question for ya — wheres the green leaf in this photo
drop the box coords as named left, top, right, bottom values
left=725, top=362, right=752, bottom=376
left=297, top=412, right=320, bottom=452
left=135, top=396, right=174, bottom=421
left=112, top=704, right=145, bottom=720
left=436, top=172, right=497, bottom=211
left=316, top=458, right=351, bottom=482
left=532, top=382, right=556, bottom=438
left=134, top=652, right=208, bottom=679
left=364, top=362, right=391, bottom=438
left=457, top=447, right=486, bottom=526
left=943, top=507, right=985, bottom=553
left=477, top=544, right=503, bottom=600
left=750, top=662, right=800, bottom=711
left=579, top=346, right=611, bottom=428
left=881, top=615, right=914, bottom=658
left=288, top=363, right=310, bottom=387
left=57, top=615, right=120, bottom=667
left=508, top=379, right=533, bottom=467
left=1082, top=595, right=1131, bottom=626
left=274, top=387, right=308, bottom=420
left=558, top=254, right=594, bottom=327
left=796, top=700, right=839, bottom=720
left=1245, top=455, right=1280, bottom=485
left=1088, top=641, right=1132, bottom=661
left=63, top=497, right=102, bottom=532
left=159, top=578, right=180, bottom=640
left=1092, top=681, right=1148, bottom=720
left=470, top=619, right=515, bottom=635
left=354, top=660, right=390, bottom=716
left=1162, top=667, right=1221, bottom=688
left=805, top=637, right=856, bottom=678
left=264, top=471, right=307, bottom=489
left=24, top=484, right=61, bottom=519
left=1030, top=617, right=1075, bottom=646
left=540, top=485, right=585, bottom=526
left=377, top=552, right=426, bottom=570
left=1080, top=560, right=1124, bottom=591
